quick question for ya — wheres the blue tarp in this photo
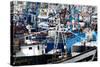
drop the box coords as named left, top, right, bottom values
left=47, top=31, right=97, bottom=54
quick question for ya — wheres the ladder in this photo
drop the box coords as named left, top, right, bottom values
left=52, top=17, right=68, bottom=62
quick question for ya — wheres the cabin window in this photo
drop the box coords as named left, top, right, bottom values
left=42, top=50, right=44, bottom=54
left=37, top=45, right=40, bottom=50
left=29, top=47, right=32, bottom=50
left=26, top=37, right=28, bottom=40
